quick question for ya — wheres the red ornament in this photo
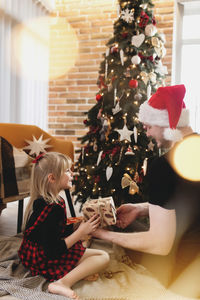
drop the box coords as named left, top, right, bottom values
left=111, top=46, right=118, bottom=53
left=139, top=11, right=149, bottom=28
left=83, top=119, right=87, bottom=125
left=96, top=94, right=102, bottom=101
left=129, top=79, right=138, bottom=89
left=138, top=52, right=154, bottom=62
left=94, top=175, right=100, bottom=183
left=152, top=16, right=156, bottom=25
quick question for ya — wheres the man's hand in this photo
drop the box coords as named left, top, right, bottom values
left=91, top=228, right=109, bottom=239
left=116, top=204, right=141, bottom=229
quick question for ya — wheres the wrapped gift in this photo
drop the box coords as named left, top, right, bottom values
left=66, top=216, right=84, bottom=225
left=82, top=196, right=116, bottom=228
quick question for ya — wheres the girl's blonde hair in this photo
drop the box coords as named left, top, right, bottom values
left=22, top=152, right=72, bottom=231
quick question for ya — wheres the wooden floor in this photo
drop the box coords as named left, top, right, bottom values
left=0, top=200, right=28, bottom=236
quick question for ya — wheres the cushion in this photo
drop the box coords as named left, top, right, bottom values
left=0, top=136, right=32, bottom=199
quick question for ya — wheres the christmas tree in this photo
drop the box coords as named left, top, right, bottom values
left=73, top=0, right=167, bottom=208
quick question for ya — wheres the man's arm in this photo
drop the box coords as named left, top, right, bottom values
left=93, top=203, right=176, bottom=256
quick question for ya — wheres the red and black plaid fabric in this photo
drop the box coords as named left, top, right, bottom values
left=18, top=198, right=86, bottom=282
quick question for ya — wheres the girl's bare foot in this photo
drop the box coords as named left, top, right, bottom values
left=84, top=273, right=99, bottom=281
left=48, top=280, right=79, bottom=299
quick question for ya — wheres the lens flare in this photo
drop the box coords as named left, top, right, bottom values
left=170, top=135, right=200, bottom=181
left=10, top=16, right=78, bottom=80
left=11, top=17, right=49, bottom=80
left=49, top=17, right=79, bottom=79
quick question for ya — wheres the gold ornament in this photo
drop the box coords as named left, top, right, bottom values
left=151, top=37, right=160, bottom=48
left=121, top=173, right=139, bottom=195
left=121, top=254, right=134, bottom=267
left=140, top=71, right=149, bottom=85
left=103, top=270, right=124, bottom=279
left=155, top=45, right=167, bottom=58
left=149, top=72, right=157, bottom=84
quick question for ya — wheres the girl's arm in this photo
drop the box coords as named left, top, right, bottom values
left=92, top=203, right=176, bottom=255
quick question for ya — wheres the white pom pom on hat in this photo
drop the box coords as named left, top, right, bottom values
left=138, top=84, right=190, bottom=141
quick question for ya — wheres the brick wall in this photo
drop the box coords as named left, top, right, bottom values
left=48, top=0, right=175, bottom=160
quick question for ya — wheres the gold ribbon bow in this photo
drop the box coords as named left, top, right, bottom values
left=140, top=71, right=156, bottom=85
left=121, top=173, right=139, bottom=195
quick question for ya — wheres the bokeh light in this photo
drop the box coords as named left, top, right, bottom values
left=10, top=16, right=78, bottom=80
left=11, top=17, right=49, bottom=81
left=170, top=135, right=200, bottom=181
left=49, top=16, right=79, bottom=79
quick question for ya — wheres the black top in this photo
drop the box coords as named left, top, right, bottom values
left=26, top=198, right=73, bottom=259
left=145, top=154, right=178, bottom=209
left=145, top=139, right=200, bottom=237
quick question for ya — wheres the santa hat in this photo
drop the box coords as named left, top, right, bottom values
left=138, top=84, right=190, bottom=141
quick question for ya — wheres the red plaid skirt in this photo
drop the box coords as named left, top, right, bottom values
left=18, top=198, right=86, bottom=282
left=18, top=238, right=85, bottom=282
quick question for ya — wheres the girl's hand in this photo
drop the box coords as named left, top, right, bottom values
left=78, top=214, right=100, bottom=236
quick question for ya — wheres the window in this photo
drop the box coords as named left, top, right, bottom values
left=173, top=0, right=200, bottom=133
left=0, top=0, right=52, bottom=129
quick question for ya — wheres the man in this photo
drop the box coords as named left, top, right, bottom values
left=92, top=85, right=200, bottom=293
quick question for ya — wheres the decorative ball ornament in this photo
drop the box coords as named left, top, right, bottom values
left=131, top=55, right=141, bottom=65
left=134, top=93, right=142, bottom=101
left=129, top=79, right=138, bottom=89
left=145, top=24, right=157, bottom=37
left=96, top=94, right=102, bottom=101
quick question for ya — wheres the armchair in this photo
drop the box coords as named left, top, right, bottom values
left=0, top=123, right=75, bottom=233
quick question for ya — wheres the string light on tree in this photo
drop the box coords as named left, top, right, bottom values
left=73, top=0, right=167, bottom=207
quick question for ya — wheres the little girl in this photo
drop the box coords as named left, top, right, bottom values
left=18, top=152, right=109, bottom=299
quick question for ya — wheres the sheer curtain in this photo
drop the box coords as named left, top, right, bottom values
left=0, top=0, right=51, bottom=129
left=173, top=0, right=200, bottom=133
